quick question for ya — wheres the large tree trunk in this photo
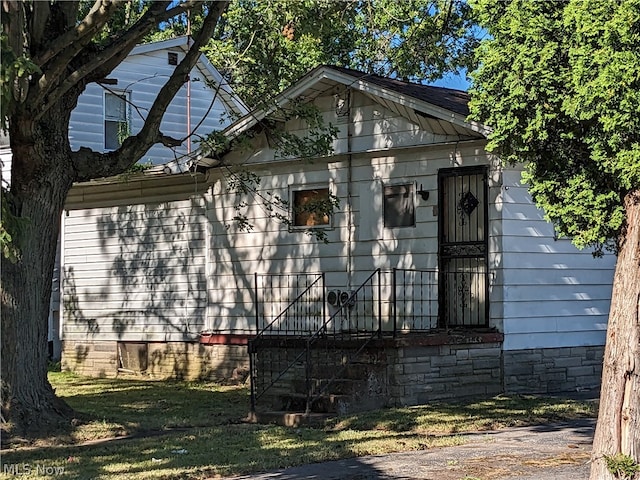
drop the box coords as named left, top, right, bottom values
left=1, top=107, right=77, bottom=439
left=590, top=189, right=640, bottom=479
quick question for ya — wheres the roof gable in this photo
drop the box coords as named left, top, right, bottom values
left=327, top=66, right=470, bottom=116
left=223, top=65, right=489, bottom=140
left=130, top=36, right=249, bottom=117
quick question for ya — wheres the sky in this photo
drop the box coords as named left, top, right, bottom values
left=430, top=69, right=471, bottom=91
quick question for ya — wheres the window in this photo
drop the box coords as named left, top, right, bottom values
left=104, top=91, right=129, bottom=150
left=292, top=187, right=331, bottom=227
left=384, top=183, right=415, bottom=228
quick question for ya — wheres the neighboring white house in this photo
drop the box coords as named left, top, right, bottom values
left=60, top=66, right=615, bottom=404
left=69, top=36, right=248, bottom=165
left=1, top=37, right=248, bottom=361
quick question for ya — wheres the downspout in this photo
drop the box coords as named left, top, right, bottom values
left=346, top=89, right=354, bottom=290
left=186, top=18, right=192, bottom=155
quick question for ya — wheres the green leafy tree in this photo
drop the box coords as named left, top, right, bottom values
left=205, top=0, right=479, bottom=107
left=468, top=1, right=640, bottom=478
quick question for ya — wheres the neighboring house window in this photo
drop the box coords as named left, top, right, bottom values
left=292, top=187, right=331, bottom=227
left=384, top=183, right=415, bottom=228
left=104, top=91, right=129, bottom=150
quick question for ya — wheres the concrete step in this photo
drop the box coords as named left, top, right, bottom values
left=311, top=363, right=373, bottom=380
left=291, top=378, right=367, bottom=395
left=244, top=410, right=334, bottom=427
left=277, top=392, right=353, bottom=413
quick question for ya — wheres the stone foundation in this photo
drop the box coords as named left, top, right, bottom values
left=62, top=336, right=604, bottom=405
left=254, top=332, right=504, bottom=413
left=61, top=337, right=249, bottom=382
left=503, top=346, right=604, bottom=394
left=387, top=339, right=504, bottom=406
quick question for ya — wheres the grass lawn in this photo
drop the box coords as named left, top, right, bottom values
left=0, top=371, right=597, bottom=480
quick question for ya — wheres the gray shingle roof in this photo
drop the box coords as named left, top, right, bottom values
left=325, top=66, right=470, bottom=117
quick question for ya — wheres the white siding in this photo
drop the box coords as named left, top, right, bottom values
left=1, top=149, right=11, bottom=188
left=223, top=91, right=476, bottom=166
left=62, top=87, right=616, bottom=349
left=209, top=140, right=499, bottom=334
left=63, top=178, right=208, bottom=342
left=497, top=168, right=616, bottom=350
left=69, top=48, right=235, bottom=164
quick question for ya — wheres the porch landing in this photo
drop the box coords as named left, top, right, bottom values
left=252, top=330, right=504, bottom=418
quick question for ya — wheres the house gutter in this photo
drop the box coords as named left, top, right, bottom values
left=202, top=138, right=486, bottom=173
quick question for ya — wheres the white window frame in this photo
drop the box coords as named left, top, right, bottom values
left=103, top=90, right=130, bottom=150
left=289, top=183, right=335, bottom=231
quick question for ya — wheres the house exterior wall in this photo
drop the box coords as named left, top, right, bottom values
left=61, top=339, right=248, bottom=382
left=63, top=175, right=209, bottom=344
left=497, top=169, right=615, bottom=350
left=1, top=148, right=10, bottom=188
left=69, top=48, right=235, bottom=164
left=62, top=86, right=615, bottom=395
left=207, top=140, right=501, bottom=334
left=495, top=168, right=615, bottom=392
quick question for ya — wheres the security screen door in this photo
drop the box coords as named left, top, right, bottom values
left=438, top=166, right=489, bottom=328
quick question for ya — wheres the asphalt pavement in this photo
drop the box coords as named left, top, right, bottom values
left=225, top=419, right=595, bottom=480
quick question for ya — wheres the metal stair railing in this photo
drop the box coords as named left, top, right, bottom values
left=302, top=268, right=381, bottom=414
left=249, top=273, right=325, bottom=412
left=249, top=269, right=381, bottom=414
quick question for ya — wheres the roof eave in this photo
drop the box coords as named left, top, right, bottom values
left=221, top=65, right=490, bottom=140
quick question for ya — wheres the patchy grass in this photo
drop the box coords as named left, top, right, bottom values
left=325, top=393, right=597, bottom=434
left=0, top=372, right=597, bottom=480
left=47, top=371, right=248, bottom=443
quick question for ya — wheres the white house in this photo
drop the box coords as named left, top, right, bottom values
left=60, top=66, right=615, bottom=410
left=1, top=37, right=248, bottom=361
left=69, top=36, right=248, bottom=165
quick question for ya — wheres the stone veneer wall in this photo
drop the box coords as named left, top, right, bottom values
left=387, top=341, right=504, bottom=406
left=254, top=333, right=505, bottom=413
left=61, top=337, right=249, bottom=382
left=503, top=346, right=604, bottom=394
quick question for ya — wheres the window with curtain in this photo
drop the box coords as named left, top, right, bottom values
left=383, top=183, right=415, bottom=228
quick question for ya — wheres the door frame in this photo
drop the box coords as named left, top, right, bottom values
left=437, top=165, right=490, bottom=328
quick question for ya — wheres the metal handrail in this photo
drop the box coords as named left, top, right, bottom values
left=249, top=269, right=382, bottom=413
left=253, top=273, right=325, bottom=339
left=250, top=273, right=325, bottom=412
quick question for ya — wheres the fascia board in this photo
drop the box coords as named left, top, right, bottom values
left=222, top=66, right=347, bottom=138
left=131, top=37, right=188, bottom=55
left=223, top=66, right=490, bottom=139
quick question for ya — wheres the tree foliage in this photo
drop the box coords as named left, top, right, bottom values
left=470, top=3, right=640, bottom=479
left=469, top=0, right=640, bottom=252
left=205, top=0, right=479, bottom=107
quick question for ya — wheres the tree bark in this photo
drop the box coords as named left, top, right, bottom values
left=0, top=2, right=228, bottom=439
left=590, top=189, right=640, bottom=479
left=1, top=106, right=76, bottom=439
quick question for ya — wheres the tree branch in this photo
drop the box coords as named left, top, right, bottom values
left=58, top=1, right=81, bottom=31
left=31, top=1, right=204, bottom=121
left=32, top=0, right=119, bottom=68
left=28, top=1, right=51, bottom=49
left=71, top=1, right=229, bottom=181
left=2, top=1, right=26, bottom=59
left=86, top=0, right=202, bottom=82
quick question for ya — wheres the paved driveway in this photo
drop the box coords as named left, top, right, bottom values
left=226, top=419, right=594, bottom=480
